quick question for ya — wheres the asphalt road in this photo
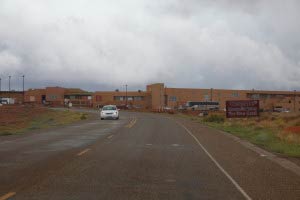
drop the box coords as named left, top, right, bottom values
left=0, top=111, right=300, bottom=200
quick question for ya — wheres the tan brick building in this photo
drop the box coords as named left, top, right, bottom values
left=25, top=87, right=92, bottom=107
left=93, top=91, right=149, bottom=109
left=163, top=84, right=300, bottom=112
left=0, top=91, right=24, bottom=104
left=9, top=83, right=300, bottom=112
left=91, top=83, right=299, bottom=112
left=24, top=88, right=46, bottom=104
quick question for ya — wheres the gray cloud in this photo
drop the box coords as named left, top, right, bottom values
left=0, top=0, right=299, bottom=91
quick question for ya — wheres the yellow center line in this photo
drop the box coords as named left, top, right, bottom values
left=77, top=148, right=91, bottom=156
left=126, top=118, right=136, bottom=128
left=125, top=117, right=136, bottom=128
left=125, top=119, right=133, bottom=128
left=127, top=118, right=137, bottom=128
left=0, top=192, right=16, bottom=200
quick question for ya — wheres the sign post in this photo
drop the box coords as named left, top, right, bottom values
left=226, top=100, right=259, bottom=118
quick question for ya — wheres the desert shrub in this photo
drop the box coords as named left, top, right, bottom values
left=274, top=118, right=286, bottom=129
left=0, top=131, right=12, bottom=136
left=80, top=114, right=87, bottom=120
left=223, top=121, right=233, bottom=126
left=294, top=121, right=300, bottom=126
left=259, top=120, right=276, bottom=129
left=278, top=131, right=300, bottom=144
left=203, top=114, right=225, bottom=123
left=283, top=114, right=300, bottom=122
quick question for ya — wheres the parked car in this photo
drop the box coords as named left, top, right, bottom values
left=100, top=105, right=119, bottom=120
left=273, top=107, right=290, bottom=113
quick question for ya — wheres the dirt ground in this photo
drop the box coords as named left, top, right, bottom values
left=0, top=105, right=47, bottom=127
left=0, top=105, right=85, bottom=135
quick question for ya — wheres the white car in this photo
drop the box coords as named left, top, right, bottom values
left=100, top=105, right=119, bottom=120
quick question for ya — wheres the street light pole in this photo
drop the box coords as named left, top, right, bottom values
left=8, top=76, right=11, bottom=102
left=22, top=75, right=25, bottom=103
left=8, top=76, right=11, bottom=91
left=22, top=75, right=25, bottom=92
left=125, top=84, right=128, bottom=108
left=294, top=90, right=296, bottom=112
left=0, top=78, right=1, bottom=91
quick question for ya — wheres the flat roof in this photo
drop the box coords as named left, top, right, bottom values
left=165, top=87, right=300, bottom=94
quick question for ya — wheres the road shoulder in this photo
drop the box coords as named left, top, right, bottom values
left=174, top=116, right=300, bottom=200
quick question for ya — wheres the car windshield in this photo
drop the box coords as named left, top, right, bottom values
left=102, top=106, right=116, bottom=111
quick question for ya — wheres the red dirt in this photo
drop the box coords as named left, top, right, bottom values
left=283, top=126, right=300, bottom=134
left=0, top=105, right=48, bottom=126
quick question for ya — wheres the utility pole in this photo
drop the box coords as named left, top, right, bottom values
left=210, top=88, right=213, bottom=101
left=22, top=75, right=25, bottom=103
left=125, top=84, right=128, bottom=109
left=22, top=75, right=25, bottom=92
left=0, top=78, right=1, bottom=103
left=294, top=90, right=296, bottom=112
left=8, top=76, right=11, bottom=103
left=8, top=76, right=11, bottom=91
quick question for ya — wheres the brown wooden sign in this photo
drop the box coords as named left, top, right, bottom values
left=226, top=100, right=259, bottom=118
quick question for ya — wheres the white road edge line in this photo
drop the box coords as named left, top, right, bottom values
left=77, top=148, right=91, bottom=156
left=177, top=122, right=252, bottom=200
left=107, top=135, right=114, bottom=139
left=0, top=192, right=16, bottom=200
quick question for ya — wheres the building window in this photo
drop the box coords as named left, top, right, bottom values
left=49, top=95, right=57, bottom=99
left=276, top=95, right=284, bottom=98
left=30, top=96, right=35, bottom=102
left=134, top=96, right=144, bottom=101
left=169, top=96, right=177, bottom=102
left=250, top=94, right=260, bottom=99
left=127, top=96, right=133, bottom=101
left=204, top=95, right=210, bottom=101
left=96, top=95, right=102, bottom=101
left=114, top=96, right=124, bottom=101
left=232, top=92, right=239, bottom=97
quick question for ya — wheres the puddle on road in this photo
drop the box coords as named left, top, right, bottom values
left=23, top=149, right=58, bottom=154
left=165, top=179, right=176, bottom=183
left=171, top=144, right=184, bottom=147
left=86, top=122, right=101, bottom=125
left=47, top=138, right=93, bottom=151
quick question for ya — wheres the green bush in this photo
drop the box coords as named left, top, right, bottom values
left=203, top=114, right=225, bottom=123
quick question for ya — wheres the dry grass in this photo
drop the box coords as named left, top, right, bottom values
left=177, top=111, right=300, bottom=157
left=278, top=132, right=300, bottom=144
left=223, top=113, right=300, bottom=138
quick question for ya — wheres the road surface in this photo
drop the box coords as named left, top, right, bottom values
left=0, top=111, right=300, bottom=199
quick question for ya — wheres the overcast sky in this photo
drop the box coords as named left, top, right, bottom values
left=0, top=0, right=300, bottom=91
